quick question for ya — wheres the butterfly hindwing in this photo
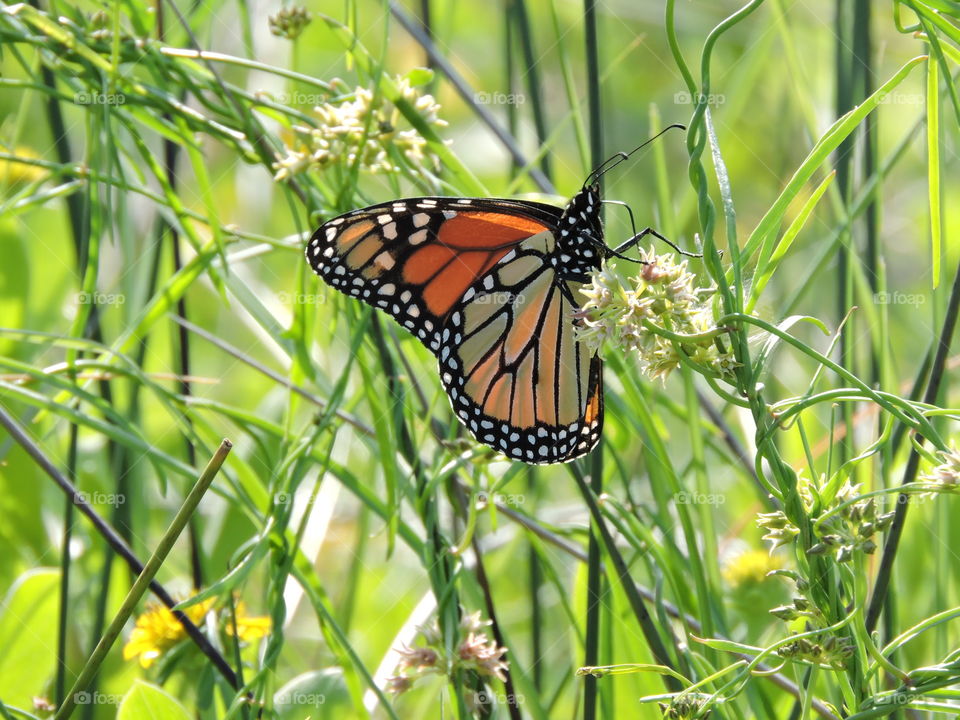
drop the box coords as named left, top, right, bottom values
left=437, top=230, right=603, bottom=464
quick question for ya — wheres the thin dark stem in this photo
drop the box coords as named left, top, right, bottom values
left=387, top=0, right=553, bottom=194
left=512, top=0, right=551, bottom=180
left=55, top=422, right=77, bottom=707
left=0, top=404, right=240, bottom=690
left=526, top=468, right=543, bottom=692
left=834, top=0, right=856, bottom=466
left=582, top=466, right=601, bottom=720
left=866, top=254, right=960, bottom=632
left=571, top=470, right=683, bottom=693
left=582, top=1, right=603, bottom=715
left=157, top=0, right=203, bottom=594
left=470, top=534, right=523, bottom=720
left=418, top=0, right=434, bottom=78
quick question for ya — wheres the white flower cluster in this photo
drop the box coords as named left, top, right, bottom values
left=575, top=246, right=734, bottom=380
left=386, top=611, right=508, bottom=696
left=273, top=77, right=446, bottom=181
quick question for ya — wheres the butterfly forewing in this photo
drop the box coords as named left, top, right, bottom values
left=307, top=197, right=563, bottom=353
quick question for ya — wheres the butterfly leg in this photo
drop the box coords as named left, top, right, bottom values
left=601, top=200, right=700, bottom=259
left=613, top=225, right=703, bottom=259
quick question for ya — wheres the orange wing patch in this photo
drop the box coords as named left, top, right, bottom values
left=438, top=212, right=548, bottom=248
left=337, top=219, right=375, bottom=254
left=583, top=384, right=601, bottom=425
left=391, top=211, right=551, bottom=317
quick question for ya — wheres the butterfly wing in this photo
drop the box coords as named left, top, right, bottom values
left=438, top=231, right=603, bottom=464
left=307, top=196, right=602, bottom=464
left=306, top=197, right=563, bottom=354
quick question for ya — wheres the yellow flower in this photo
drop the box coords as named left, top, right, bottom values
left=0, top=145, right=48, bottom=185
left=123, top=597, right=271, bottom=669
left=723, top=549, right=781, bottom=589
left=226, top=602, right=272, bottom=641
left=123, top=598, right=215, bottom=668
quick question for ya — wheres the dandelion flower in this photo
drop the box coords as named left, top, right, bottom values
left=723, top=549, right=782, bottom=589
left=123, top=597, right=269, bottom=668
left=123, top=598, right=215, bottom=668
left=0, top=146, right=48, bottom=185
left=226, top=602, right=272, bottom=641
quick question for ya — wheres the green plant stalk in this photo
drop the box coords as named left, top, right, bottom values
left=582, top=1, right=604, bottom=717
left=54, top=439, right=233, bottom=720
left=571, top=470, right=684, bottom=692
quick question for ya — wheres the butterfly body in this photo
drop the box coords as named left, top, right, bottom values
left=307, top=185, right=606, bottom=464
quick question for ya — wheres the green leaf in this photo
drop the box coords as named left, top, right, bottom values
left=404, top=67, right=434, bottom=87
left=0, top=220, right=28, bottom=358
left=926, top=53, right=941, bottom=288
left=117, top=680, right=192, bottom=720
left=274, top=669, right=351, bottom=719
left=0, top=569, right=60, bottom=708
left=741, top=55, right=926, bottom=268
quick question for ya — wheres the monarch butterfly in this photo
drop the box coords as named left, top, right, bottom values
left=306, top=129, right=683, bottom=464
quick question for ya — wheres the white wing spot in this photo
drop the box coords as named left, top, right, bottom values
left=413, top=213, right=430, bottom=227
left=374, top=252, right=395, bottom=271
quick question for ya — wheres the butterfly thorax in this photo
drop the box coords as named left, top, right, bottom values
left=552, top=184, right=604, bottom=280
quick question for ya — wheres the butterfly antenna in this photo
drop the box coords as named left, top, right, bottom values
left=584, top=123, right=686, bottom=187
